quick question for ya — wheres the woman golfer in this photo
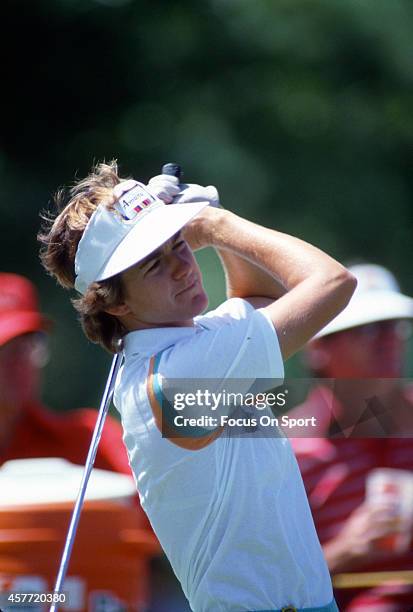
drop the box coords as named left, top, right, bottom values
left=40, top=162, right=355, bottom=612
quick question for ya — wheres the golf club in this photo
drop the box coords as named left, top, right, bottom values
left=50, top=163, right=181, bottom=612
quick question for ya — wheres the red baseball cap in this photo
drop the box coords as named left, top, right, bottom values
left=0, top=273, right=52, bottom=347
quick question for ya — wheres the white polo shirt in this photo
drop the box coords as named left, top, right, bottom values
left=114, top=298, right=333, bottom=611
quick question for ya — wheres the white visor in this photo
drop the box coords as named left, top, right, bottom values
left=74, top=182, right=208, bottom=294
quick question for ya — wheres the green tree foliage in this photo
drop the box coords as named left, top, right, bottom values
left=2, top=0, right=412, bottom=407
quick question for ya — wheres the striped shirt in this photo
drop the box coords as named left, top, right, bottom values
left=292, top=386, right=413, bottom=610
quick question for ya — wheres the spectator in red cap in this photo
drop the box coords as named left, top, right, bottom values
left=0, top=272, right=131, bottom=472
left=291, top=264, right=413, bottom=611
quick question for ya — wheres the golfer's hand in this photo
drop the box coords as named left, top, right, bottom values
left=174, top=183, right=220, bottom=207
left=147, top=174, right=180, bottom=203
left=146, top=174, right=222, bottom=250
left=147, top=174, right=220, bottom=207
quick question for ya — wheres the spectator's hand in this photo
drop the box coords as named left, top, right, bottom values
left=324, top=501, right=409, bottom=573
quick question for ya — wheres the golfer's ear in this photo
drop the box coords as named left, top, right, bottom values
left=105, top=302, right=131, bottom=317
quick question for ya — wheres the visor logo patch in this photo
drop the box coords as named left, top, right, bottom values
left=115, top=183, right=157, bottom=221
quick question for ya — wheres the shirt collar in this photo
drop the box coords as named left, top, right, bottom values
left=123, top=325, right=198, bottom=359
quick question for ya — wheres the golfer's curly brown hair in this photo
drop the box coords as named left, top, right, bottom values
left=38, top=160, right=129, bottom=353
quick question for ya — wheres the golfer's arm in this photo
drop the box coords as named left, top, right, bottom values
left=217, top=248, right=287, bottom=301
left=200, top=208, right=356, bottom=360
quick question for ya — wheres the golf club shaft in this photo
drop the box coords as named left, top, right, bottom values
left=50, top=352, right=122, bottom=612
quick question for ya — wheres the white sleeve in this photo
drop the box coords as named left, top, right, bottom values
left=153, top=299, right=284, bottom=435
left=160, top=298, right=284, bottom=382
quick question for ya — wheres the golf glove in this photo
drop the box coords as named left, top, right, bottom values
left=147, top=174, right=220, bottom=207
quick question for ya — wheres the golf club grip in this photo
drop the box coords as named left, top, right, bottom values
left=162, top=163, right=182, bottom=180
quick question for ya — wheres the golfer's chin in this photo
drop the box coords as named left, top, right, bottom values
left=167, top=286, right=209, bottom=326
left=188, top=287, right=209, bottom=318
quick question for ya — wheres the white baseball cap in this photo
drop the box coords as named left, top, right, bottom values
left=316, top=264, right=413, bottom=338
left=74, top=182, right=208, bottom=294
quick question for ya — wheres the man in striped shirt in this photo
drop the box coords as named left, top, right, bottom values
left=292, top=264, right=413, bottom=611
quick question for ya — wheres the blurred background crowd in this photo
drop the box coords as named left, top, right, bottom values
left=3, top=0, right=413, bottom=405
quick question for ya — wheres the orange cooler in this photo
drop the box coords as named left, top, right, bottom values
left=0, top=458, right=160, bottom=611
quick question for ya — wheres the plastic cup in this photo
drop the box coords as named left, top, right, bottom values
left=366, top=468, right=413, bottom=553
